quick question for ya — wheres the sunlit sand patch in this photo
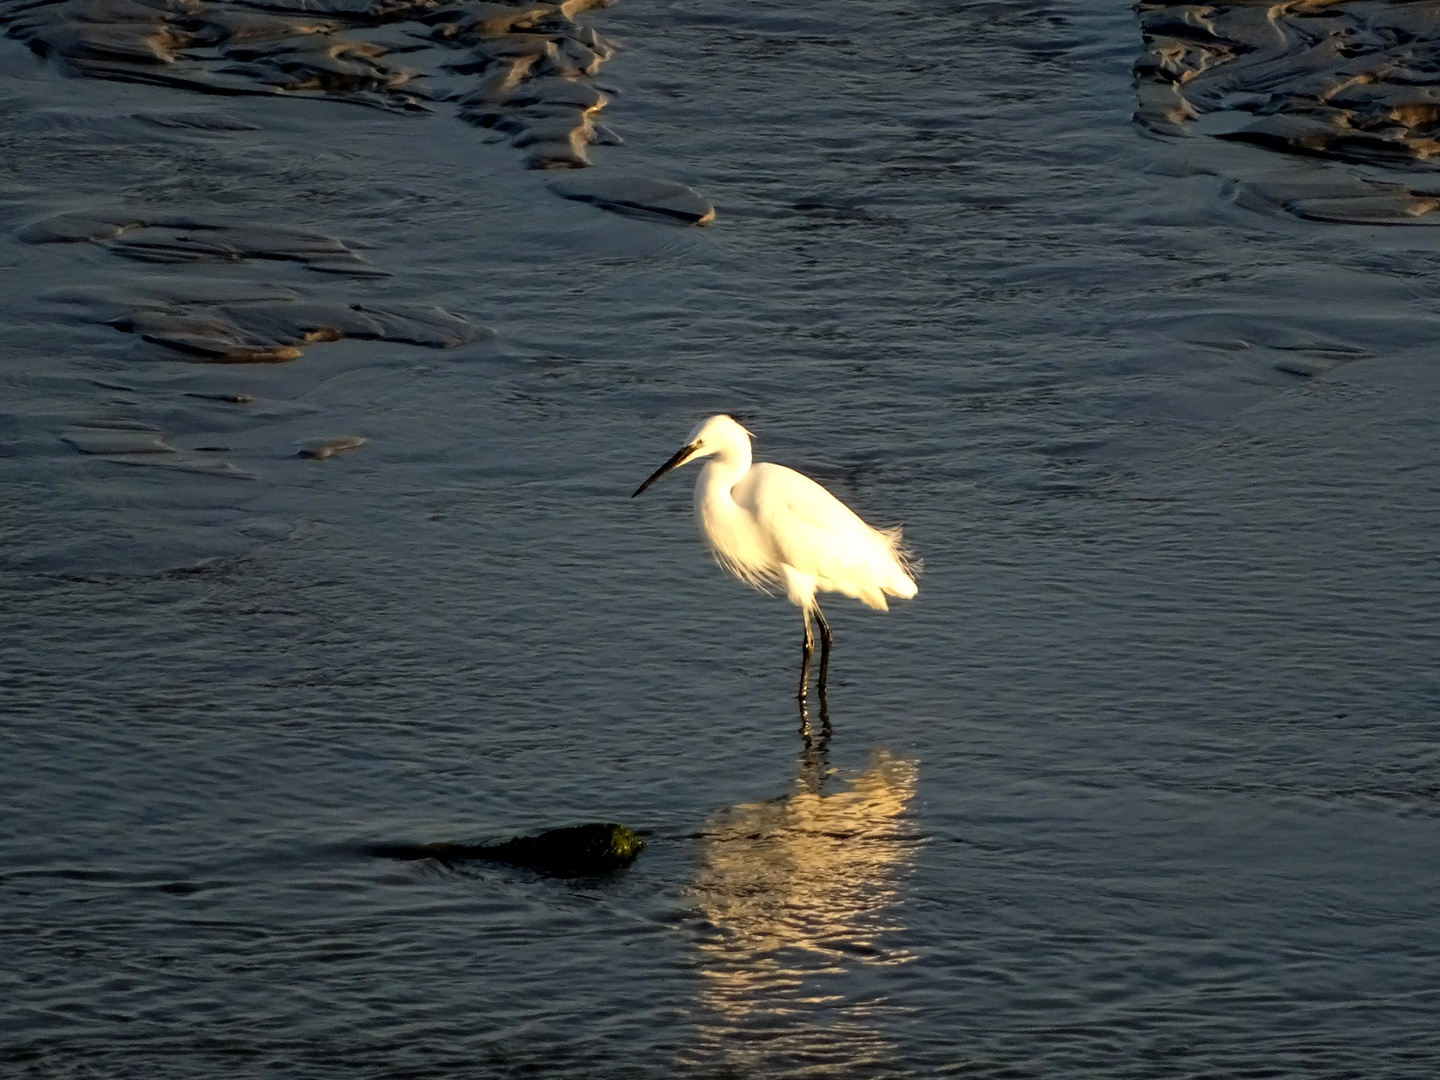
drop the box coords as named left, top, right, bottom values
left=1136, top=0, right=1440, bottom=222
left=449, top=5, right=618, bottom=168
left=1, top=0, right=630, bottom=170
left=1, top=0, right=714, bottom=216
left=686, top=748, right=921, bottom=1073
left=6, top=0, right=430, bottom=107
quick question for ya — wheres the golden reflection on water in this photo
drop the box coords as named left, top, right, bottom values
left=686, top=719, right=921, bottom=1073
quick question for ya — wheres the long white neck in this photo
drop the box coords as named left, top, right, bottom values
left=696, top=437, right=751, bottom=499
left=692, top=437, right=754, bottom=558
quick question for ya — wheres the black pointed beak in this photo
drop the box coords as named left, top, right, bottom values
left=632, top=442, right=699, bottom=498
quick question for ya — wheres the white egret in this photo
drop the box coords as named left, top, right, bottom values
left=632, top=414, right=918, bottom=701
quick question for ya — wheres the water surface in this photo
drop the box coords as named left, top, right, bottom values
left=2, top=0, right=1438, bottom=1076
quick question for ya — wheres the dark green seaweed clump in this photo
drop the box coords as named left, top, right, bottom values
left=370, top=822, right=644, bottom=876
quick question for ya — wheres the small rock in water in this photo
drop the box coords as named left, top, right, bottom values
left=298, top=436, right=366, bottom=460
left=479, top=823, right=644, bottom=873
left=370, top=822, right=644, bottom=876
left=548, top=174, right=715, bottom=225
left=184, top=391, right=254, bottom=404
left=1274, top=357, right=1342, bottom=378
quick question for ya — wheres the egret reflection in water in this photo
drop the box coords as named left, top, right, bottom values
left=684, top=722, right=922, bottom=1073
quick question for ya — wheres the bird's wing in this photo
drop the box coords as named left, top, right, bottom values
left=734, top=463, right=910, bottom=604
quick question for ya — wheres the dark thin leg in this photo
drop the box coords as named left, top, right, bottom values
left=796, top=705, right=831, bottom=789
left=799, top=680, right=832, bottom=739
left=798, top=609, right=814, bottom=702
left=814, top=604, right=833, bottom=697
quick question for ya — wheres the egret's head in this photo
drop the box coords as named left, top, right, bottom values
left=686, top=413, right=753, bottom=454
left=632, top=414, right=753, bottom=498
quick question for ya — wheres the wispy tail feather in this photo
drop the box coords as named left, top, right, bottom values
left=876, top=523, right=920, bottom=598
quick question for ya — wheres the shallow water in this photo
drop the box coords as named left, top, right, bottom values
left=3, top=0, right=1439, bottom=1076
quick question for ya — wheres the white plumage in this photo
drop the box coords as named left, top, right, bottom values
left=633, top=414, right=917, bottom=701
